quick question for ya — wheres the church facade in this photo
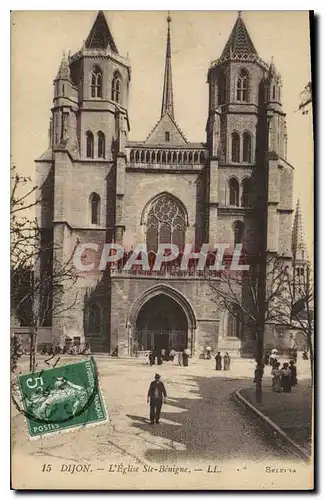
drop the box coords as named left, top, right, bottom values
left=35, top=11, right=304, bottom=357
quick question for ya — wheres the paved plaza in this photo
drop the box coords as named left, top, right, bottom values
left=12, top=355, right=311, bottom=489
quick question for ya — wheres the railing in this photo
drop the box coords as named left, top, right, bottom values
left=110, top=266, right=221, bottom=279
left=128, top=162, right=203, bottom=170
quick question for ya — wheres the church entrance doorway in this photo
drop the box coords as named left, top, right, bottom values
left=135, top=294, right=188, bottom=352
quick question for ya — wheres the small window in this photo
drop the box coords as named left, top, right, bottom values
left=241, top=178, right=252, bottom=207
left=86, top=131, right=94, bottom=158
left=88, top=304, right=102, bottom=334
left=98, top=131, right=105, bottom=159
left=90, top=66, right=102, bottom=99
left=218, top=73, right=226, bottom=105
left=229, top=178, right=239, bottom=206
left=233, top=220, right=244, bottom=245
left=90, top=193, right=100, bottom=225
left=236, top=69, right=248, bottom=102
left=272, top=86, right=276, bottom=100
left=242, top=132, right=252, bottom=163
left=231, top=132, right=240, bottom=162
left=165, top=131, right=170, bottom=142
left=112, top=72, right=121, bottom=103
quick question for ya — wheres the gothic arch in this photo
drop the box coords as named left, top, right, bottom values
left=127, top=283, right=197, bottom=334
left=140, top=191, right=189, bottom=226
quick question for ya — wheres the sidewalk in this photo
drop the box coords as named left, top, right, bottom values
left=240, top=379, right=312, bottom=454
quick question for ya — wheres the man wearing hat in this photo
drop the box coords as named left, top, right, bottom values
left=147, top=373, right=167, bottom=424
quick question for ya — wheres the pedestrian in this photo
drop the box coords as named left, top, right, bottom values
left=157, top=353, right=163, bottom=366
left=289, top=360, right=298, bottom=387
left=223, top=352, right=231, bottom=371
left=292, top=347, right=298, bottom=363
left=206, top=346, right=212, bottom=360
left=280, top=362, right=292, bottom=393
left=263, top=350, right=270, bottom=366
left=271, top=362, right=282, bottom=392
left=161, top=348, right=166, bottom=361
left=182, top=349, right=190, bottom=367
left=215, top=352, right=222, bottom=370
left=147, top=373, right=167, bottom=425
left=149, top=350, right=155, bottom=366
left=169, top=348, right=176, bottom=362
left=178, top=351, right=183, bottom=366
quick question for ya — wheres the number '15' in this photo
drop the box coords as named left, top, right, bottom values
left=42, top=464, right=52, bottom=472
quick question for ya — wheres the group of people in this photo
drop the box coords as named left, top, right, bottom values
left=146, top=348, right=190, bottom=367
left=39, top=343, right=91, bottom=356
left=215, top=352, right=231, bottom=371
left=271, top=360, right=297, bottom=393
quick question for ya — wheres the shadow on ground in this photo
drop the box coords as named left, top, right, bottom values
left=126, top=374, right=295, bottom=463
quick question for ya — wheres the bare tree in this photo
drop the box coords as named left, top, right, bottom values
left=10, top=164, right=80, bottom=371
left=209, top=252, right=313, bottom=401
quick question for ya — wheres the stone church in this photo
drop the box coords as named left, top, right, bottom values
left=35, top=11, right=306, bottom=356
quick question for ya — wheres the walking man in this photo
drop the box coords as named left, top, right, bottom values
left=147, top=373, right=167, bottom=424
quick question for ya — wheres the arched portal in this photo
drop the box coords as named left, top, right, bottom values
left=136, top=294, right=187, bottom=351
left=128, top=285, right=196, bottom=354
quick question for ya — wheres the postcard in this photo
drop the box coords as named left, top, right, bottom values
left=11, top=10, right=314, bottom=490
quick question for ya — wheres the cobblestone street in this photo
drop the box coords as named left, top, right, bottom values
left=12, top=355, right=312, bottom=489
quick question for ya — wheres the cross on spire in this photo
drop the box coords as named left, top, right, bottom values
left=161, top=12, right=174, bottom=120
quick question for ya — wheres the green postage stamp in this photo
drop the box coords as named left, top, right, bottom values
left=17, top=358, right=108, bottom=438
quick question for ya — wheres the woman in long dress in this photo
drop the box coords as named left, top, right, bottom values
left=223, top=352, right=231, bottom=371
left=182, top=350, right=189, bottom=367
left=215, top=352, right=222, bottom=371
left=280, top=363, right=292, bottom=393
left=271, top=362, right=282, bottom=392
left=289, top=360, right=298, bottom=387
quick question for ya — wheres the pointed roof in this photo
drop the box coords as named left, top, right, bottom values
left=221, top=12, right=258, bottom=59
left=55, top=52, right=71, bottom=81
left=85, top=11, right=118, bottom=53
left=145, top=112, right=187, bottom=145
left=161, top=13, right=174, bottom=120
left=292, top=199, right=306, bottom=256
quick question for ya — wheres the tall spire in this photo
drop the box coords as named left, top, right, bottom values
left=161, top=12, right=174, bottom=120
left=85, top=11, right=118, bottom=53
left=220, top=12, right=258, bottom=60
left=292, top=199, right=306, bottom=259
left=55, top=51, right=71, bottom=81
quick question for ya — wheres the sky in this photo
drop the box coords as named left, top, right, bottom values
left=11, top=10, right=313, bottom=255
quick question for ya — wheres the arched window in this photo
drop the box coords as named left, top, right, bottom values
left=218, top=73, right=226, bottom=105
left=178, top=152, right=183, bottom=164
left=135, top=150, right=140, bottom=162
left=167, top=152, right=172, bottom=163
left=112, top=72, right=121, bottom=103
left=227, top=305, right=242, bottom=338
left=231, top=132, right=240, bottom=162
left=130, top=150, right=134, bottom=162
left=241, top=178, right=252, bottom=207
left=242, top=132, right=252, bottom=162
left=86, top=131, right=94, bottom=158
left=90, top=66, right=102, bottom=98
left=90, top=193, right=100, bottom=225
left=188, top=152, right=193, bottom=163
left=157, top=151, right=161, bottom=163
left=145, top=194, right=187, bottom=252
left=87, top=304, right=102, bottom=334
left=229, top=178, right=239, bottom=206
left=236, top=69, right=248, bottom=102
left=146, top=151, right=150, bottom=163
left=183, top=152, right=188, bottom=164
left=173, top=152, right=177, bottom=164
left=162, top=151, right=166, bottom=164
left=194, top=152, right=199, bottom=164
left=233, top=220, right=244, bottom=245
left=140, top=150, right=145, bottom=162
left=98, top=131, right=105, bottom=159
left=200, top=151, right=205, bottom=164
left=272, top=86, right=276, bottom=100
left=151, top=151, right=156, bottom=163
